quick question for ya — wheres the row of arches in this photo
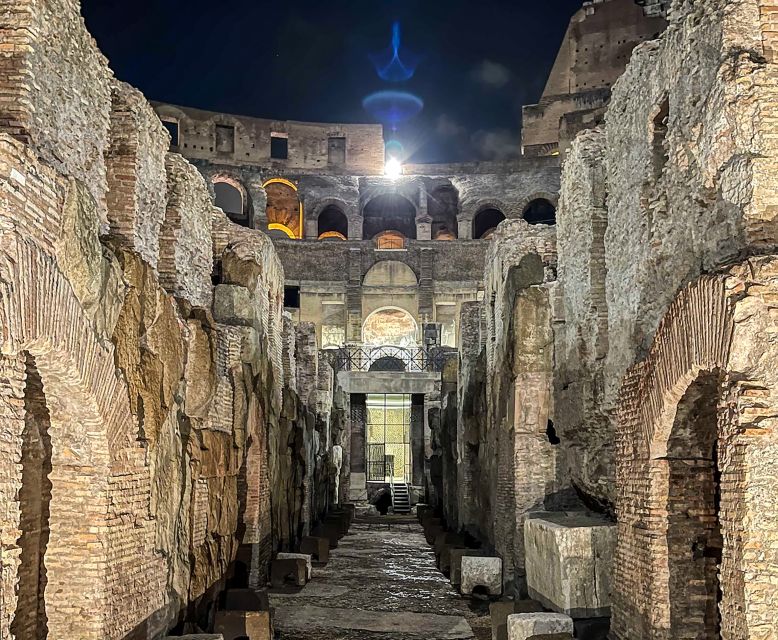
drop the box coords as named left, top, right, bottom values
left=212, top=178, right=556, bottom=242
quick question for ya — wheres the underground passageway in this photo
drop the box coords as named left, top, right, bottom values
left=269, top=515, right=491, bottom=640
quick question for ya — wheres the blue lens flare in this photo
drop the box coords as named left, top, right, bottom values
left=385, top=139, right=405, bottom=158
left=369, top=22, right=419, bottom=82
left=363, top=91, right=424, bottom=127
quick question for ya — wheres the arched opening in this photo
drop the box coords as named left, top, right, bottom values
left=363, top=194, right=417, bottom=240
left=429, top=186, right=459, bottom=240
left=12, top=355, right=52, bottom=640
left=665, top=371, right=723, bottom=638
left=473, top=208, right=506, bottom=239
left=374, top=230, right=406, bottom=250
left=214, top=180, right=249, bottom=227
left=264, top=178, right=302, bottom=239
left=362, top=308, right=418, bottom=347
left=318, top=205, right=349, bottom=240
left=523, top=198, right=557, bottom=225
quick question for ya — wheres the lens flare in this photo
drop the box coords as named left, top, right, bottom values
left=369, top=22, right=419, bottom=82
left=385, top=157, right=403, bottom=180
left=363, top=91, right=424, bottom=127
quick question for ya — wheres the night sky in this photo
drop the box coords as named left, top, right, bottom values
left=81, top=1, right=583, bottom=163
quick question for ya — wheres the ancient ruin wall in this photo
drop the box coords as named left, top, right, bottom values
left=603, top=0, right=778, bottom=417
left=555, top=0, right=778, bottom=508
left=0, top=1, right=336, bottom=637
left=555, top=128, right=614, bottom=506
left=612, top=258, right=778, bottom=638
left=447, top=220, right=571, bottom=594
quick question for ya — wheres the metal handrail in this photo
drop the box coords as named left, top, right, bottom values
left=326, top=345, right=451, bottom=373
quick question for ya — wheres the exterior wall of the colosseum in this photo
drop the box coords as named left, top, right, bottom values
left=0, top=2, right=337, bottom=638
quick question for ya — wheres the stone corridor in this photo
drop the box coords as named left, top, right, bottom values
left=269, top=515, right=491, bottom=639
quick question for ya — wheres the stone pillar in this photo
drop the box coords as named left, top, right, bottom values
left=458, top=217, right=472, bottom=240
left=418, top=248, right=434, bottom=324
left=416, top=183, right=432, bottom=240
left=349, top=394, right=367, bottom=501
left=346, top=248, right=363, bottom=342
left=411, top=394, right=425, bottom=487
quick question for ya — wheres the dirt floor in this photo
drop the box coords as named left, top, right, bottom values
left=269, top=515, right=492, bottom=639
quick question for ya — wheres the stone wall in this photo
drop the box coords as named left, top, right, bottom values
left=153, top=102, right=385, bottom=175
left=0, top=1, right=336, bottom=638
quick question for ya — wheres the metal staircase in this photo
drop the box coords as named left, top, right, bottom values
left=391, top=482, right=411, bottom=514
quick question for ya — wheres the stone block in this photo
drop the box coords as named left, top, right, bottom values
left=507, top=612, right=573, bottom=639
left=213, top=284, right=255, bottom=327
left=221, top=588, right=270, bottom=612
left=439, top=544, right=468, bottom=575
left=312, top=523, right=341, bottom=549
left=163, top=636, right=224, bottom=640
left=300, top=536, right=330, bottom=563
left=277, top=552, right=312, bottom=580
left=490, top=601, right=544, bottom=640
left=450, top=549, right=483, bottom=585
left=461, top=556, right=503, bottom=597
left=524, top=513, right=615, bottom=618
left=270, top=558, right=308, bottom=588
left=214, top=609, right=273, bottom=640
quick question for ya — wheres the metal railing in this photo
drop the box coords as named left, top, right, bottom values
left=326, top=345, right=451, bottom=373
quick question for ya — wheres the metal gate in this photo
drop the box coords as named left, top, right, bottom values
left=366, top=394, right=411, bottom=483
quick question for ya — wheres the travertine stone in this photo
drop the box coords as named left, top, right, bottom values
left=506, top=612, right=573, bottom=640
left=524, top=513, right=615, bottom=618
left=277, top=552, right=313, bottom=580
left=213, top=285, right=256, bottom=327
left=461, top=556, right=503, bottom=597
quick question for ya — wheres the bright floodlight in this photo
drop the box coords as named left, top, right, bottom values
left=385, top=157, right=402, bottom=179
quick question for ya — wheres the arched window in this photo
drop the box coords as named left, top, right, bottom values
left=363, top=194, right=417, bottom=240
left=362, top=308, right=418, bottom=347
left=473, top=208, right=506, bottom=239
left=523, top=198, right=557, bottom=225
left=214, top=181, right=249, bottom=227
left=374, top=230, right=406, bottom=250
left=429, top=186, right=459, bottom=240
left=264, top=178, right=302, bottom=239
left=318, top=206, right=349, bottom=240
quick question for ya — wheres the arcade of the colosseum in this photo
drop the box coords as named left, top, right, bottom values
left=0, top=0, right=777, bottom=638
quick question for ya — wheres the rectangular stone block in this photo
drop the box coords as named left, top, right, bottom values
left=490, top=600, right=544, bottom=640
left=507, top=612, right=573, bottom=639
left=214, top=609, right=273, bottom=640
left=524, top=512, right=615, bottom=618
left=461, top=556, right=502, bottom=597
left=450, top=549, right=483, bottom=586
left=277, top=552, right=312, bottom=580
left=300, top=535, right=330, bottom=563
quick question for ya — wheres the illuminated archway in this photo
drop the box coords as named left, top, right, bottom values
left=473, top=208, right=506, bottom=239
left=263, top=178, right=303, bottom=239
left=318, top=205, right=349, bottom=240
left=374, top=230, right=406, bottom=250
left=362, top=307, right=418, bottom=347
left=363, top=194, right=417, bottom=240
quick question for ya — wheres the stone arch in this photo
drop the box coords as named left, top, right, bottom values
left=263, top=177, right=303, bottom=239
left=522, top=198, right=557, bottom=226
left=317, top=205, right=349, bottom=240
left=611, top=270, right=778, bottom=639
left=517, top=191, right=559, bottom=216
left=362, top=193, right=418, bottom=240
left=0, top=235, right=154, bottom=640
left=473, top=206, right=506, bottom=240
left=363, top=260, right=418, bottom=287
left=362, top=307, right=418, bottom=347
left=212, top=173, right=252, bottom=228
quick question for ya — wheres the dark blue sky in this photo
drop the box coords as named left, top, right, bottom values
left=81, top=1, right=582, bottom=163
